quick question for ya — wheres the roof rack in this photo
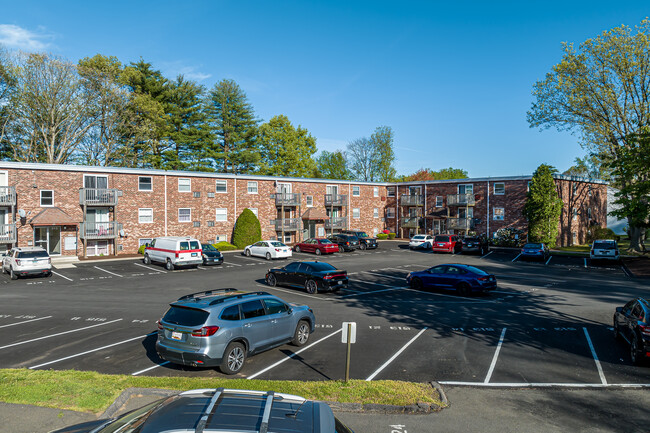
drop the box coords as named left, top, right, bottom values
left=195, top=387, right=224, bottom=433
left=177, top=289, right=237, bottom=301
left=208, top=291, right=270, bottom=306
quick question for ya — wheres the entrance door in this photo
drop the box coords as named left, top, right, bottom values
left=35, top=227, right=62, bottom=255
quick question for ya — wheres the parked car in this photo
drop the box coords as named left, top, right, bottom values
left=461, top=236, right=489, bottom=255
left=327, top=233, right=360, bottom=252
left=1, top=247, right=51, bottom=280
left=590, top=239, right=620, bottom=262
left=201, top=243, right=224, bottom=266
left=156, top=289, right=315, bottom=374
left=432, top=234, right=462, bottom=253
left=409, top=234, right=434, bottom=249
left=144, top=236, right=203, bottom=270
left=341, top=229, right=378, bottom=249
left=520, top=242, right=550, bottom=261
left=406, top=264, right=497, bottom=296
left=244, top=240, right=292, bottom=260
left=293, top=238, right=338, bottom=255
left=614, top=298, right=650, bottom=366
left=266, top=261, right=348, bottom=294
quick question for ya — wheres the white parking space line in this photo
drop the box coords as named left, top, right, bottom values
left=247, top=328, right=342, bottom=380
left=0, top=316, right=52, bottom=329
left=131, top=361, right=171, bottom=376
left=480, top=251, right=494, bottom=259
left=197, top=266, right=207, bottom=270
left=438, top=382, right=650, bottom=388
left=0, top=319, right=123, bottom=350
left=583, top=327, right=607, bottom=385
left=584, top=258, right=588, bottom=268
left=255, top=284, right=323, bottom=300
left=94, top=266, right=123, bottom=278
left=134, top=263, right=166, bottom=273
left=366, top=327, right=428, bottom=381
left=228, top=262, right=243, bottom=267
left=484, top=327, right=507, bottom=383
left=51, top=271, right=73, bottom=281
left=545, top=256, right=552, bottom=265
left=29, top=332, right=156, bottom=369
left=621, top=265, right=632, bottom=277
left=511, top=253, right=521, bottom=262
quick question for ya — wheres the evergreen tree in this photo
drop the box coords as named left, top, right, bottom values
left=232, top=208, right=262, bottom=249
left=257, top=115, right=317, bottom=177
left=523, top=164, right=563, bottom=247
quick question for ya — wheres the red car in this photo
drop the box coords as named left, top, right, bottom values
left=432, top=234, right=462, bottom=253
left=293, top=238, right=338, bottom=255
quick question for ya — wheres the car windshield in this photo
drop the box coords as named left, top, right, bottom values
left=17, top=250, right=49, bottom=258
left=202, top=244, right=218, bottom=252
left=524, top=243, right=542, bottom=249
left=593, top=241, right=616, bottom=250
left=434, top=236, right=449, bottom=242
left=310, top=262, right=337, bottom=271
left=270, top=241, right=286, bottom=247
left=464, top=266, right=488, bottom=275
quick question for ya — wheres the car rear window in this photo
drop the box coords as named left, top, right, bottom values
left=162, top=306, right=209, bottom=327
left=270, top=241, right=286, bottom=247
left=190, top=241, right=200, bottom=249
left=319, top=239, right=333, bottom=244
left=435, top=236, right=450, bottom=242
left=464, top=266, right=488, bottom=275
left=464, top=237, right=479, bottom=242
left=524, top=243, right=542, bottom=249
left=17, top=251, right=49, bottom=258
left=309, top=262, right=337, bottom=272
left=412, top=235, right=425, bottom=240
left=593, top=242, right=616, bottom=250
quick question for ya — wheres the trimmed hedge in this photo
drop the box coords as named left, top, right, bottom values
left=587, top=226, right=620, bottom=243
left=388, top=232, right=396, bottom=239
left=377, top=233, right=389, bottom=240
left=213, top=241, right=237, bottom=251
left=137, top=244, right=146, bottom=255
left=232, top=209, right=262, bottom=249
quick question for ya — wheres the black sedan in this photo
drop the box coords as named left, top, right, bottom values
left=201, top=243, right=224, bottom=265
left=266, top=261, right=348, bottom=294
left=406, top=264, right=497, bottom=296
left=614, top=298, right=650, bottom=365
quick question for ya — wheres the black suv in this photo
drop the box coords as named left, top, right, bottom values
left=461, top=236, right=488, bottom=255
left=52, top=388, right=354, bottom=433
left=614, top=298, right=650, bottom=365
left=327, top=233, right=360, bottom=252
left=341, top=230, right=378, bottom=250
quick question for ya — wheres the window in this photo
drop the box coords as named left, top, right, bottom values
left=248, top=208, right=258, bottom=217
left=220, top=305, right=241, bottom=321
left=527, top=181, right=532, bottom=192
left=458, top=184, right=473, bottom=195
left=374, top=208, right=379, bottom=218
left=387, top=187, right=396, bottom=197
left=373, top=187, right=379, bottom=197
left=207, top=221, right=215, bottom=227
left=84, top=174, right=108, bottom=189
left=306, top=195, right=313, bottom=207
left=386, top=208, right=395, bottom=219
left=588, top=185, right=592, bottom=196
left=353, top=208, right=360, bottom=219
left=178, top=208, right=191, bottom=222
left=494, top=183, right=505, bottom=195
left=241, top=300, right=266, bottom=319
left=215, top=234, right=227, bottom=242
left=215, top=208, right=227, bottom=222
left=207, top=192, right=215, bottom=198
left=572, top=208, right=578, bottom=220
left=588, top=208, right=592, bottom=219
left=138, top=176, right=152, bottom=191
left=493, top=208, right=504, bottom=221
left=435, top=196, right=443, bottom=207
left=247, top=181, right=258, bottom=194
left=193, top=221, right=200, bottom=227
left=178, top=178, right=191, bottom=192
left=139, top=208, right=153, bottom=223
left=215, top=180, right=227, bottom=193
left=40, top=190, right=53, bottom=207
left=352, top=186, right=360, bottom=197
left=138, top=238, right=152, bottom=247
left=572, top=183, right=578, bottom=194
left=264, top=299, right=288, bottom=315
left=193, top=191, right=200, bottom=198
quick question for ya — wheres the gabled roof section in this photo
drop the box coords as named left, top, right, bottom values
left=301, top=208, right=330, bottom=221
left=29, top=207, right=78, bottom=226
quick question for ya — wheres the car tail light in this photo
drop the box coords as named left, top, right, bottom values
left=275, top=248, right=281, bottom=252
left=346, top=242, right=350, bottom=245
left=48, top=258, right=51, bottom=264
left=157, top=320, right=163, bottom=330
left=175, top=252, right=179, bottom=258
left=538, top=249, right=544, bottom=253
left=15, top=259, right=21, bottom=265
left=478, top=276, right=489, bottom=281
left=191, top=326, right=219, bottom=337
left=640, top=324, right=650, bottom=337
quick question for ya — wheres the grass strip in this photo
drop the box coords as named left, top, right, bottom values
left=0, top=368, right=443, bottom=414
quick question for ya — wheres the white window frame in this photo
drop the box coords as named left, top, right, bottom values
left=178, top=208, right=191, bottom=223
left=493, top=207, right=504, bottom=221
left=139, top=208, right=153, bottom=224
left=458, top=184, right=474, bottom=195
left=493, top=182, right=505, bottom=195
left=373, top=208, right=379, bottom=218
left=387, top=187, right=396, bottom=197
left=178, top=178, right=191, bottom=192
left=215, top=235, right=227, bottom=242
left=215, top=208, right=227, bottom=222
left=435, top=196, right=443, bottom=207
left=138, top=238, right=152, bottom=247
left=215, top=180, right=227, bottom=193
left=386, top=208, right=396, bottom=219
left=138, top=176, right=152, bottom=192
left=306, top=195, right=313, bottom=207
left=40, top=190, right=54, bottom=207
left=247, top=181, right=258, bottom=194
left=373, top=187, right=379, bottom=197
left=352, top=186, right=360, bottom=197
left=248, top=208, right=258, bottom=217
left=353, top=208, right=360, bottom=219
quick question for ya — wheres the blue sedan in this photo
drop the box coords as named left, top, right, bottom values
left=406, top=264, right=497, bottom=296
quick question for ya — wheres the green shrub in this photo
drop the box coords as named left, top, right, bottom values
left=388, top=232, right=396, bottom=239
left=231, top=209, right=262, bottom=249
left=377, top=233, right=389, bottom=240
left=137, top=244, right=146, bottom=255
left=490, top=227, right=526, bottom=247
left=587, top=226, right=620, bottom=243
left=213, top=241, right=238, bottom=251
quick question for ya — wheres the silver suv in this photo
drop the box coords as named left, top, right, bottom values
left=156, top=289, right=316, bottom=374
left=2, top=246, right=52, bottom=280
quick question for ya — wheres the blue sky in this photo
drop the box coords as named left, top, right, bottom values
left=1, top=1, right=648, bottom=178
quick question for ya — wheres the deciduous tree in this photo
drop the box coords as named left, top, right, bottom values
left=257, top=115, right=317, bottom=177
left=315, top=150, right=351, bottom=180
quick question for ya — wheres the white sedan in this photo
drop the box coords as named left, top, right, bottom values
left=244, top=240, right=293, bottom=260
left=409, top=234, right=434, bottom=249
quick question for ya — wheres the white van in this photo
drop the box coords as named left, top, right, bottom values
left=143, top=236, right=203, bottom=270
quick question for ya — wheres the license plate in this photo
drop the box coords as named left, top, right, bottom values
left=191, top=252, right=197, bottom=257
left=337, top=280, right=343, bottom=285
left=438, top=243, right=444, bottom=247
left=171, top=331, right=183, bottom=340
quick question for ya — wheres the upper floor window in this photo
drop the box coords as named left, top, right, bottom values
left=139, top=208, right=153, bottom=223
left=493, top=207, right=504, bottom=220
left=374, top=208, right=379, bottom=218
left=247, top=181, right=258, bottom=194
left=306, top=195, right=313, bottom=207
left=493, top=183, right=505, bottom=195
left=40, top=190, right=54, bottom=207
left=216, top=180, right=227, bottom=193
left=139, top=176, right=152, bottom=191
left=353, top=208, right=360, bottom=219
left=178, top=208, right=191, bottom=222
left=373, top=187, right=379, bottom=197
left=84, top=174, right=108, bottom=189
left=215, top=208, right=227, bottom=222
left=387, top=187, right=396, bottom=197
left=178, top=178, right=191, bottom=192
left=435, top=196, right=443, bottom=207
left=458, top=184, right=473, bottom=195
left=248, top=208, right=258, bottom=217
left=386, top=208, right=396, bottom=218
left=352, top=186, right=360, bottom=196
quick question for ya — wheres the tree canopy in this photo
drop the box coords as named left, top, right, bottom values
left=315, top=150, right=351, bottom=180
left=523, top=164, right=563, bottom=247
left=257, top=114, right=317, bottom=177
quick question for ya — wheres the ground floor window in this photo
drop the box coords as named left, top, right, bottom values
left=87, top=240, right=109, bottom=257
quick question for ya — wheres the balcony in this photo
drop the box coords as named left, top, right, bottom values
left=80, top=188, right=119, bottom=206
left=324, top=194, right=347, bottom=206
left=447, top=217, right=475, bottom=230
left=0, top=186, right=16, bottom=206
left=401, top=217, right=421, bottom=229
left=447, top=194, right=475, bottom=206
left=400, top=195, right=424, bottom=206
left=0, top=223, right=16, bottom=243
left=80, top=221, right=122, bottom=240
left=275, top=192, right=301, bottom=206
left=324, top=217, right=347, bottom=230
left=271, top=218, right=301, bottom=232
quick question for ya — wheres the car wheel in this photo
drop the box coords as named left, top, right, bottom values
left=1, top=264, right=6, bottom=274
left=143, top=254, right=151, bottom=265
left=165, top=259, right=174, bottom=271
left=410, top=277, right=423, bottom=290
left=291, top=320, right=311, bottom=346
left=305, top=279, right=318, bottom=294
left=266, top=273, right=277, bottom=287
left=10, top=267, right=17, bottom=280
left=456, top=282, right=470, bottom=297
left=202, top=258, right=207, bottom=266
left=245, top=249, right=251, bottom=257
left=220, top=342, right=246, bottom=375
left=631, top=336, right=641, bottom=365
left=339, top=245, right=344, bottom=253
left=295, top=246, right=301, bottom=253
left=265, top=252, right=272, bottom=260
left=613, top=322, right=621, bottom=340
left=315, top=248, right=321, bottom=256
left=360, top=243, right=367, bottom=250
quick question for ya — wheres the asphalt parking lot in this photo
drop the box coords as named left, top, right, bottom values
left=0, top=241, right=648, bottom=390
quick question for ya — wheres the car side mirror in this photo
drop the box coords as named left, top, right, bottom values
left=288, top=308, right=293, bottom=315
left=615, top=307, right=622, bottom=313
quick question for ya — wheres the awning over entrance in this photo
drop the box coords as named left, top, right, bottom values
left=301, top=208, right=330, bottom=221
left=427, top=208, right=449, bottom=219
left=29, top=207, right=78, bottom=227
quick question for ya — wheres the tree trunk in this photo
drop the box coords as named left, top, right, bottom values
left=627, top=225, right=647, bottom=253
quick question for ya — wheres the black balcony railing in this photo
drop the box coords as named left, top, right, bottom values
left=400, top=195, right=424, bottom=206
left=324, top=194, right=347, bottom=206
left=0, top=223, right=16, bottom=243
left=447, top=194, right=475, bottom=206
left=275, top=192, right=301, bottom=206
left=80, top=188, right=119, bottom=206
left=447, top=217, right=475, bottom=230
left=271, top=218, right=301, bottom=231
left=0, top=186, right=16, bottom=206
left=324, top=217, right=347, bottom=229
left=80, top=221, right=121, bottom=239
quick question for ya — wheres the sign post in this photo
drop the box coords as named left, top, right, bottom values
left=341, top=322, right=356, bottom=382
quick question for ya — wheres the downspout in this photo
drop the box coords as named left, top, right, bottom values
left=396, top=185, right=399, bottom=237
left=234, top=177, right=237, bottom=229
left=348, top=182, right=351, bottom=230
left=424, top=184, right=427, bottom=234
left=164, top=174, right=168, bottom=236
left=486, top=180, right=490, bottom=239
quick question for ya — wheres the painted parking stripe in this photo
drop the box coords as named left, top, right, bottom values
left=29, top=332, right=156, bottom=369
left=583, top=327, right=607, bottom=385
left=255, top=284, right=323, bottom=300
left=584, top=258, right=588, bottom=268
left=511, top=253, right=521, bottom=262
left=438, top=382, right=650, bottom=388
left=545, top=256, right=552, bottom=265
left=133, top=263, right=166, bottom=273
left=484, top=328, right=507, bottom=383
left=0, top=316, right=52, bottom=329
left=0, top=319, right=123, bottom=350
left=131, top=361, right=171, bottom=376
left=51, top=271, right=73, bottom=281
left=480, top=251, right=494, bottom=259
left=94, top=266, right=123, bottom=278
left=366, top=328, right=428, bottom=381
left=247, top=328, right=342, bottom=380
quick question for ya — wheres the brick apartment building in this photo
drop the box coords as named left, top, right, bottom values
left=0, top=162, right=607, bottom=258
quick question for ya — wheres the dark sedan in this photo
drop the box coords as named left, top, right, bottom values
left=201, top=243, right=224, bottom=265
left=406, top=264, right=497, bottom=296
left=266, top=261, right=348, bottom=294
left=520, top=242, right=549, bottom=261
left=293, top=238, right=339, bottom=255
left=461, top=236, right=488, bottom=255
left=327, top=234, right=360, bottom=252
left=614, top=298, right=650, bottom=365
